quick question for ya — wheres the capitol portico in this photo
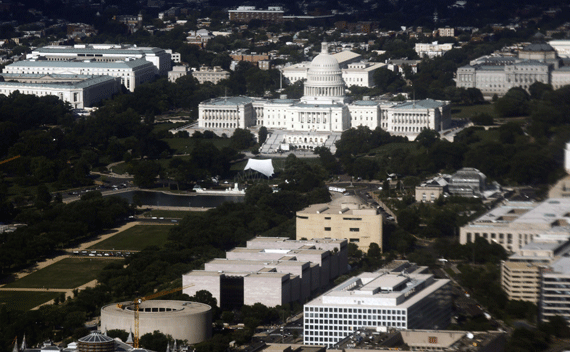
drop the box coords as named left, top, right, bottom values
left=193, top=43, right=451, bottom=151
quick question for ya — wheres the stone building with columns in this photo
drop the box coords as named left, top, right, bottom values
left=196, top=43, right=450, bottom=148
left=456, top=34, right=570, bottom=98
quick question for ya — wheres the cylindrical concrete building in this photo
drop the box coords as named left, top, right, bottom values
left=77, top=331, right=115, bottom=352
left=100, top=300, right=212, bottom=344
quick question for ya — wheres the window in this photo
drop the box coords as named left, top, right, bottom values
left=350, top=228, right=360, bottom=232
left=325, top=227, right=331, bottom=231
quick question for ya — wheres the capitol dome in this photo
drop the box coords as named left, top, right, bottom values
left=310, top=46, right=341, bottom=71
left=303, top=42, right=345, bottom=102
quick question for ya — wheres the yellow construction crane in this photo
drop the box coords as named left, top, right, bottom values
left=117, top=283, right=195, bottom=348
left=0, top=155, right=20, bottom=166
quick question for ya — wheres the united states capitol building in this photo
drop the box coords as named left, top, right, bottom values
left=196, top=43, right=451, bottom=152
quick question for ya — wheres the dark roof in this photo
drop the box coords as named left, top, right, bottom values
left=522, top=42, right=555, bottom=52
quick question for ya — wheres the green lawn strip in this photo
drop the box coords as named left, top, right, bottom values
left=153, top=122, right=184, bottom=134
left=87, top=225, right=172, bottom=251
left=163, top=138, right=232, bottom=155
left=109, top=162, right=130, bottom=175
left=3, top=258, right=114, bottom=289
left=450, top=104, right=498, bottom=119
left=0, top=291, right=61, bottom=311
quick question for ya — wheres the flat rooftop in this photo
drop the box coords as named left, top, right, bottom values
left=466, top=201, right=536, bottom=225
left=549, top=257, right=570, bottom=274
left=521, top=241, right=568, bottom=252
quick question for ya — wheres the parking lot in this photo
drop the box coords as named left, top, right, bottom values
left=71, top=250, right=134, bottom=258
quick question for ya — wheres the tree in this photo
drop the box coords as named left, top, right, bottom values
left=367, top=243, right=381, bottom=258
left=258, top=126, right=268, bottom=145
left=230, top=128, right=255, bottom=150
left=245, top=183, right=273, bottom=206
left=132, top=160, right=161, bottom=188
left=415, top=129, right=439, bottom=149
left=35, top=184, right=51, bottom=209
left=314, top=146, right=340, bottom=174
left=494, top=87, right=530, bottom=117
left=373, top=67, right=406, bottom=93
left=471, top=113, right=494, bottom=126
left=140, top=331, right=170, bottom=352
left=528, top=81, right=553, bottom=100
left=498, top=122, right=524, bottom=144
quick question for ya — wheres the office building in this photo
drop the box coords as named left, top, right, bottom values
left=501, top=239, right=570, bottom=304
left=296, top=195, right=382, bottom=253
left=456, top=34, right=570, bottom=98
left=3, top=59, right=156, bottom=92
left=182, top=237, right=348, bottom=308
left=541, top=256, right=570, bottom=323
left=228, top=6, right=285, bottom=23
left=459, top=199, right=570, bottom=253
left=191, top=66, right=230, bottom=84
left=26, top=44, right=171, bottom=75
left=415, top=42, right=454, bottom=58
left=303, top=261, right=451, bottom=347
left=168, top=66, right=188, bottom=83
left=0, top=73, right=121, bottom=108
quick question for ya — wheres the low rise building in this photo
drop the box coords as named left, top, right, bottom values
left=27, top=44, right=171, bottom=75
left=549, top=40, right=570, bottom=58
left=4, top=58, right=156, bottom=92
left=448, top=167, right=487, bottom=197
left=415, top=42, right=453, bottom=58
left=382, top=99, right=451, bottom=138
left=456, top=35, right=570, bottom=98
left=182, top=237, right=348, bottom=309
left=168, top=65, right=188, bottom=83
left=438, top=27, right=455, bottom=37
left=296, top=195, right=382, bottom=253
left=191, top=66, right=230, bottom=84
left=228, top=6, right=285, bottom=23
left=303, top=261, right=451, bottom=347
left=0, top=73, right=121, bottom=108
left=460, top=199, right=570, bottom=253
left=331, top=328, right=506, bottom=351
left=187, top=29, right=214, bottom=47
left=415, top=176, right=448, bottom=202
left=342, top=61, right=386, bottom=88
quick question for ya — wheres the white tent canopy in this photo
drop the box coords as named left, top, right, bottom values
left=244, top=159, right=274, bottom=178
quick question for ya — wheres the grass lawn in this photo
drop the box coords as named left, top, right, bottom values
left=3, top=258, right=114, bottom=289
left=153, top=122, right=185, bottom=134
left=109, top=162, right=130, bottom=175
left=473, top=128, right=499, bottom=144
left=164, top=138, right=232, bottom=155
left=451, top=104, right=498, bottom=119
left=88, top=225, right=172, bottom=251
left=0, top=291, right=61, bottom=311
